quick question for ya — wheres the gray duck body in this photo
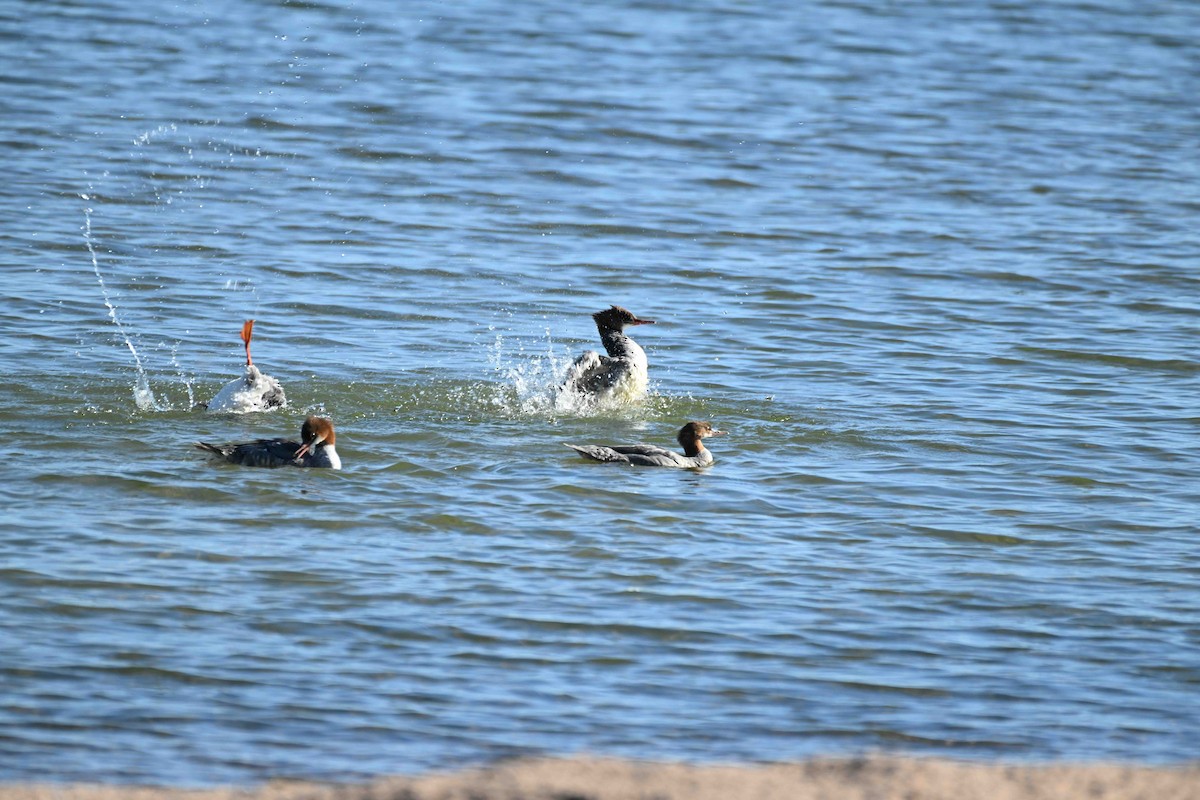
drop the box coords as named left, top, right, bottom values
left=564, top=421, right=725, bottom=469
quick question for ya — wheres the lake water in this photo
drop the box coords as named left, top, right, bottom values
left=2, top=0, right=1199, bottom=786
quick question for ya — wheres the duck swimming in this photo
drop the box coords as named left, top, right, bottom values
left=560, top=305, right=655, bottom=403
left=564, top=421, right=725, bottom=468
left=206, top=320, right=286, bottom=413
left=195, top=415, right=341, bottom=469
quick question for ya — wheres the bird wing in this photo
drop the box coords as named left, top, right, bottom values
left=563, top=443, right=631, bottom=463
left=562, top=443, right=693, bottom=467
left=607, top=445, right=705, bottom=468
left=230, top=438, right=303, bottom=467
left=256, top=376, right=287, bottom=409
left=623, top=450, right=689, bottom=467
left=196, top=438, right=300, bottom=468
left=562, top=350, right=627, bottom=394
left=606, top=444, right=671, bottom=457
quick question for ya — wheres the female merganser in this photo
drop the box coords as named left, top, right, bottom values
left=561, top=305, right=655, bottom=402
left=206, top=320, right=286, bottom=413
left=195, top=415, right=341, bottom=469
left=564, top=421, right=726, bottom=468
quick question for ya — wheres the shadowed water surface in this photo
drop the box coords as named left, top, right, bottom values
left=2, top=0, right=1199, bottom=786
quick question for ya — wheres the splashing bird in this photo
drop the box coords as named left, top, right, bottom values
left=560, top=305, right=656, bottom=404
left=206, top=319, right=287, bottom=413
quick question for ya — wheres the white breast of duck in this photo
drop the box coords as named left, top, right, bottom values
left=600, top=329, right=650, bottom=396
left=301, top=443, right=341, bottom=469
left=561, top=305, right=655, bottom=402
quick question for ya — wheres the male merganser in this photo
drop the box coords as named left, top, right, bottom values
left=561, top=305, right=655, bottom=402
left=195, top=415, right=341, bottom=469
left=207, top=320, right=286, bottom=413
left=564, top=421, right=726, bottom=468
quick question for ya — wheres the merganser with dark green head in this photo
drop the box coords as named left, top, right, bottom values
left=560, top=305, right=655, bottom=402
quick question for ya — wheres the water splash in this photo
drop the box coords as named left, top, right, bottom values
left=485, top=328, right=570, bottom=416
left=161, top=340, right=198, bottom=409
left=132, top=122, right=178, bottom=148
left=81, top=193, right=162, bottom=411
left=485, top=328, right=656, bottom=418
left=79, top=121, right=276, bottom=412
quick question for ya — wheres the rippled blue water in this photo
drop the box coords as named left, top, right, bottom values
left=2, top=0, right=1199, bottom=786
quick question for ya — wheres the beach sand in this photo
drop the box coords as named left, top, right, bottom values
left=3, top=756, right=1198, bottom=800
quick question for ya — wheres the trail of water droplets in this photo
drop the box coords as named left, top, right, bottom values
left=81, top=193, right=161, bottom=411
left=79, top=121, right=275, bottom=413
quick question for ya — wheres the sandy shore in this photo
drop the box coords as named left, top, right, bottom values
left=3, top=756, right=1199, bottom=800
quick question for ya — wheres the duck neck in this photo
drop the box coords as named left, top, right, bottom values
left=678, top=436, right=706, bottom=458
left=308, top=443, right=340, bottom=469
left=600, top=328, right=643, bottom=361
